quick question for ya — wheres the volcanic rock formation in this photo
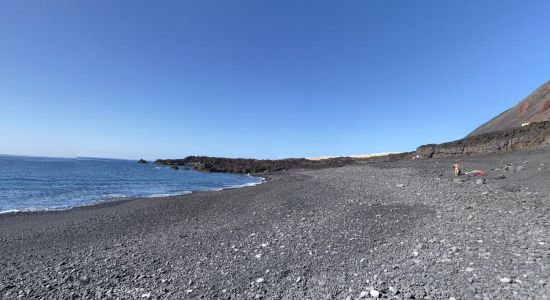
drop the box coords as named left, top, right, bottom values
left=468, top=80, right=550, bottom=137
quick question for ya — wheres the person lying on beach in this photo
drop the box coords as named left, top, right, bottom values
left=466, top=169, right=486, bottom=177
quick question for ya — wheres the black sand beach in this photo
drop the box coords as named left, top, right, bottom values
left=1, top=150, right=550, bottom=299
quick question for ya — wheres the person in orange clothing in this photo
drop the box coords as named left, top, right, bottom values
left=452, top=163, right=462, bottom=176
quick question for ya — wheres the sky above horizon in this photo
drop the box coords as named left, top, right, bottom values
left=1, top=1, right=549, bottom=160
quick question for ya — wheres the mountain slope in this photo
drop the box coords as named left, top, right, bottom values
left=467, top=80, right=550, bottom=137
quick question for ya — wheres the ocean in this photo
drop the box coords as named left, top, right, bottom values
left=0, top=155, right=263, bottom=213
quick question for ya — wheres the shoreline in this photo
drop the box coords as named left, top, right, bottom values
left=2, top=149, right=550, bottom=298
left=0, top=176, right=266, bottom=217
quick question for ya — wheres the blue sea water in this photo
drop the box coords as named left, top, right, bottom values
left=0, top=155, right=263, bottom=213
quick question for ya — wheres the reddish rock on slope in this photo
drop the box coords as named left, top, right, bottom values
left=467, top=80, right=550, bottom=137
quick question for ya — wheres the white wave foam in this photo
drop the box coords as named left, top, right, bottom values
left=0, top=206, right=67, bottom=214
left=105, top=193, right=129, bottom=198
left=1, top=178, right=265, bottom=214
left=145, top=191, right=192, bottom=198
left=223, top=178, right=265, bottom=189
left=0, top=209, right=23, bottom=214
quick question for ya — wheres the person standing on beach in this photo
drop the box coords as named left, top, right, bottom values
left=452, top=163, right=462, bottom=176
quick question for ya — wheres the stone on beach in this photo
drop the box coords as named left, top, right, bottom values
left=500, top=277, right=512, bottom=283
left=370, top=289, right=380, bottom=298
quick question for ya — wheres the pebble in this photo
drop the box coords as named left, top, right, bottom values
left=500, top=277, right=511, bottom=283
left=256, top=278, right=264, bottom=283
left=370, top=289, right=380, bottom=298
left=141, top=292, right=151, bottom=298
left=359, top=291, right=369, bottom=298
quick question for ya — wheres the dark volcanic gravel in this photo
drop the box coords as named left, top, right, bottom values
left=1, top=150, right=550, bottom=299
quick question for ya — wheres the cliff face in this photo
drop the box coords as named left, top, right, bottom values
left=417, top=121, right=550, bottom=158
left=468, top=80, right=550, bottom=137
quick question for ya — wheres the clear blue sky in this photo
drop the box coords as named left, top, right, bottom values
left=1, top=1, right=549, bottom=160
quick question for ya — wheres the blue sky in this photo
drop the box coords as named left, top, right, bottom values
left=1, top=1, right=549, bottom=159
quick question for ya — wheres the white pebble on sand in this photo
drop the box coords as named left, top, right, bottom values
left=370, top=289, right=380, bottom=298
left=256, top=278, right=264, bottom=283
left=500, top=277, right=511, bottom=283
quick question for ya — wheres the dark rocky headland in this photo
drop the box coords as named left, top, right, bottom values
left=155, top=156, right=356, bottom=174
left=154, top=121, right=550, bottom=175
